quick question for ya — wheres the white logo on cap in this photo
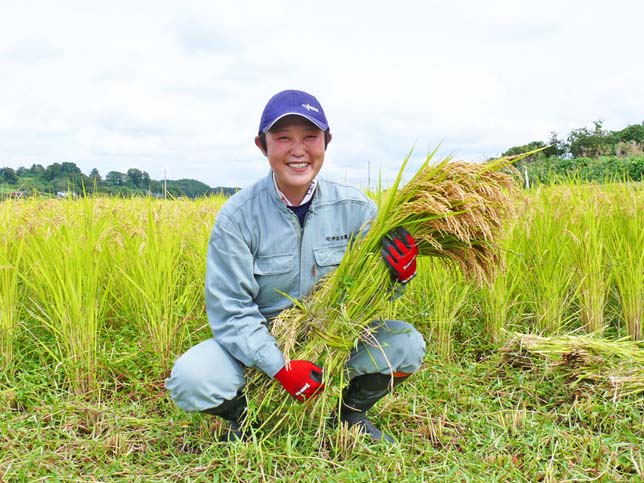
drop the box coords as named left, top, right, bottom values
left=302, top=103, right=319, bottom=112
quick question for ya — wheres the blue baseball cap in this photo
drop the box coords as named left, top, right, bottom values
left=258, top=89, right=329, bottom=135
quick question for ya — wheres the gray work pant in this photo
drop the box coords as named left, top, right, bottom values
left=166, top=319, right=426, bottom=412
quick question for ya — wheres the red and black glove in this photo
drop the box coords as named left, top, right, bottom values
left=381, top=227, right=418, bottom=283
left=274, top=360, right=325, bottom=402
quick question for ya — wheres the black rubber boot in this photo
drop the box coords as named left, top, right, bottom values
left=201, top=390, right=248, bottom=442
left=336, top=373, right=409, bottom=444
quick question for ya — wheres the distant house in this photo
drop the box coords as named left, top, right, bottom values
left=56, top=191, right=77, bottom=198
left=9, top=191, right=26, bottom=199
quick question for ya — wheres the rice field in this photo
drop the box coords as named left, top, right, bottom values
left=1, top=179, right=643, bottom=482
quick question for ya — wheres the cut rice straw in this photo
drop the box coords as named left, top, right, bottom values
left=502, top=332, right=644, bottom=401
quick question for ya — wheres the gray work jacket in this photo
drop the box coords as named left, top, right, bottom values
left=205, top=171, right=377, bottom=378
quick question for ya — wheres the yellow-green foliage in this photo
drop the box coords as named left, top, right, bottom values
left=0, top=195, right=226, bottom=393
left=416, top=181, right=644, bottom=346
left=2, top=179, right=644, bottom=482
left=22, top=198, right=115, bottom=394
left=510, top=182, right=643, bottom=340
left=0, top=200, right=25, bottom=374
left=113, top=199, right=213, bottom=371
left=0, top=178, right=642, bottom=402
left=605, top=183, right=644, bottom=340
left=411, top=258, right=471, bottom=361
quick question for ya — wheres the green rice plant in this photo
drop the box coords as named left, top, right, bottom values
left=514, top=186, right=578, bottom=334
left=567, top=184, right=610, bottom=334
left=605, top=183, right=644, bottom=340
left=415, top=258, right=471, bottom=360
left=478, top=264, right=520, bottom=344
left=179, top=198, right=222, bottom=344
left=114, top=199, right=209, bottom=370
left=477, top=218, right=526, bottom=343
left=248, top=150, right=523, bottom=433
left=0, top=201, right=25, bottom=375
left=21, top=197, right=114, bottom=395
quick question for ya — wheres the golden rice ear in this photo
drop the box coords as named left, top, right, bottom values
left=389, top=157, right=522, bottom=284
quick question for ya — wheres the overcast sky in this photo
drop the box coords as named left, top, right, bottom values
left=1, top=0, right=643, bottom=189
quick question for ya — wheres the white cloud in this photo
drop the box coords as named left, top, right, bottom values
left=1, top=0, right=643, bottom=189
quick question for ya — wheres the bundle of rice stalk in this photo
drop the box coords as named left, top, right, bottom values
left=503, top=332, right=644, bottom=364
left=247, top=149, right=525, bottom=436
left=501, top=332, right=644, bottom=400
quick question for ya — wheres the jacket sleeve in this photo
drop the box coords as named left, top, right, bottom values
left=205, top=217, right=285, bottom=378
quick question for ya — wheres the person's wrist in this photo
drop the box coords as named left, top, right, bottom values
left=274, top=365, right=289, bottom=383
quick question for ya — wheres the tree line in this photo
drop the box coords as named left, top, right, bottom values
left=504, top=120, right=644, bottom=184
left=3, top=120, right=643, bottom=197
left=0, top=162, right=238, bottom=198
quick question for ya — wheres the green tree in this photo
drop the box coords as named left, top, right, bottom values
left=105, top=171, right=126, bottom=186
left=165, top=179, right=213, bottom=198
left=0, top=167, right=18, bottom=184
left=616, top=122, right=644, bottom=143
left=502, top=141, right=547, bottom=174
left=149, top=180, right=162, bottom=194
left=44, top=163, right=63, bottom=181
left=567, top=120, right=614, bottom=158
left=126, top=168, right=143, bottom=188
left=502, top=141, right=547, bottom=158
left=60, top=162, right=81, bottom=176
left=544, top=131, right=567, bottom=157
left=614, top=123, right=644, bottom=157
left=89, top=168, right=102, bottom=183
left=30, top=164, right=46, bottom=177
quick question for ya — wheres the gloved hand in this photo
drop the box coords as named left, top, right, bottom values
left=381, top=227, right=418, bottom=283
left=274, top=360, right=325, bottom=402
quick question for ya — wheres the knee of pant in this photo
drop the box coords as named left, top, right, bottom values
left=388, top=323, right=426, bottom=374
left=168, top=354, right=203, bottom=390
left=406, top=326, right=427, bottom=372
left=165, top=342, right=245, bottom=412
left=347, top=320, right=427, bottom=378
left=166, top=354, right=210, bottom=408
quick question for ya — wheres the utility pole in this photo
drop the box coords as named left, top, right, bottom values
left=163, top=169, right=167, bottom=199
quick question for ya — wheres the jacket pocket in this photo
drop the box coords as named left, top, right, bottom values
left=253, top=254, right=294, bottom=275
left=313, top=244, right=347, bottom=267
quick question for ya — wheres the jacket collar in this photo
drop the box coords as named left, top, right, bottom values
left=266, top=170, right=321, bottom=211
left=271, top=172, right=318, bottom=207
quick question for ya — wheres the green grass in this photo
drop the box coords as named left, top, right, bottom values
left=2, top=344, right=642, bottom=482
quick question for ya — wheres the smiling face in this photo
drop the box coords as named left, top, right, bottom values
left=255, top=115, right=331, bottom=205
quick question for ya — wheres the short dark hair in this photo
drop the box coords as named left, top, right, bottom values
left=258, top=131, right=331, bottom=152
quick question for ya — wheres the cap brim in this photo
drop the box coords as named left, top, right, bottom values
left=262, top=112, right=328, bottom=133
